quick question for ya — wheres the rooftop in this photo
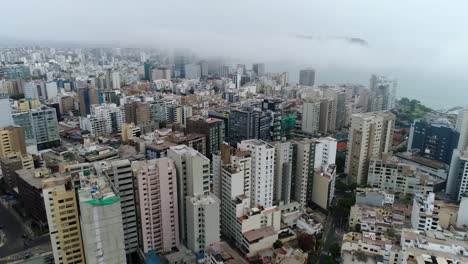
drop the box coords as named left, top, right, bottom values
left=169, top=145, right=209, bottom=161
left=16, top=168, right=52, bottom=189
left=206, top=241, right=249, bottom=264
left=243, top=226, right=277, bottom=243
left=77, top=167, right=119, bottom=205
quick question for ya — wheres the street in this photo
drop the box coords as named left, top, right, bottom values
left=0, top=201, right=29, bottom=257
left=0, top=200, right=50, bottom=259
left=319, top=212, right=344, bottom=263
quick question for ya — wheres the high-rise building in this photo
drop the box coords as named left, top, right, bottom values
left=407, top=119, right=459, bottom=164
left=96, top=160, right=138, bottom=255
left=212, top=143, right=251, bottom=200
left=59, top=95, right=75, bottom=114
left=24, top=81, right=42, bottom=100
left=78, top=171, right=127, bottom=264
left=252, top=63, right=265, bottom=77
left=346, top=112, right=395, bottom=184
left=369, top=74, right=397, bottom=111
left=12, top=107, right=61, bottom=151
left=218, top=150, right=280, bottom=257
left=0, top=94, right=13, bottom=127
left=312, top=164, right=336, bottom=210
left=319, top=98, right=337, bottom=134
left=301, top=100, right=321, bottom=134
left=112, top=71, right=121, bottom=89
left=273, top=141, right=293, bottom=204
left=447, top=150, right=468, bottom=200
left=167, top=145, right=210, bottom=244
left=410, top=193, right=440, bottom=231
left=174, top=51, right=190, bottom=78
left=186, top=194, right=220, bottom=259
left=0, top=126, right=26, bottom=158
left=314, top=137, right=337, bottom=169
left=0, top=152, right=34, bottom=191
left=124, top=101, right=150, bottom=126
left=78, top=86, right=102, bottom=115
left=200, top=61, right=209, bottom=78
left=121, top=123, right=141, bottom=142
left=447, top=108, right=468, bottom=200
left=166, top=104, right=187, bottom=125
left=152, top=67, right=171, bottom=81
left=184, top=64, right=201, bottom=80
left=335, top=91, right=347, bottom=130
left=291, top=139, right=316, bottom=206
left=299, top=69, right=315, bottom=86
left=150, top=99, right=172, bottom=123
left=262, top=99, right=282, bottom=141
left=238, top=140, right=275, bottom=207
left=186, top=116, right=225, bottom=159
left=16, top=168, right=50, bottom=224
left=79, top=103, right=124, bottom=137
left=144, top=63, right=152, bottom=81
left=228, top=107, right=271, bottom=146
left=133, top=158, right=179, bottom=254
left=208, top=109, right=231, bottom=142
left=45, top=82, right=58, bottom=100
left=42, top=176, right=85, bottom=264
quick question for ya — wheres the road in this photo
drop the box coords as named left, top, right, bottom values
left=0, top=201, right=51, bottom=259
left=318, top=197, right=346, bottom=263
left=0, top=201, right=29, bottom=257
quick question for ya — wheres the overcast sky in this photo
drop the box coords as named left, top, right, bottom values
left=2, top=0, right=468, bottom=107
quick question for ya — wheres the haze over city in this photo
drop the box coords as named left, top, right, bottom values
left=1, top=0, right=468, bottom=108
left=1, top=1, right=468, bottom=264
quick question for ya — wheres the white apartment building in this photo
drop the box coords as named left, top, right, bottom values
left=400, top=229, right=468, bottom=264
left=167, top=145, right=210, bottom=244
left=238, top=140, right=275, bottom=208
left=301, top=101, right=321, bottom=134
left=219, top=153, right=281, bottom=257
left=346, top=112, right=395, bottom=184
left=186, top=194, right=220, bottom=261
left=79, top=103, right=124, bottom=137
left=447, top=107, right=468, bottom=200
left=411, top=193, right=440, bottom=231
left=112, top=71, right=121, bottom=89
left=368, top=155, right=436, bottom=197
left=314, top=137, right=337, bottom=169
left=341, top=232, right=401, bottom=264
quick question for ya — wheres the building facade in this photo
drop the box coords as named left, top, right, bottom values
left=133, top=158, right=180, bottom=254
left=346, top=112, right=395, bottom=184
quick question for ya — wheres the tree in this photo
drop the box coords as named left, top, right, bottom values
left=298, top=233, right=315, bottom=252
left=10, top=93, right=25, bottom=100
left=273, top=240, right=283, bottom=249
left=336, top=154, right=346, bottom=173
left=322, top=256, right=335, bottom=264
left=330, top=243, right=341, bottom=258
left=385, top=228, right=396, bottom=238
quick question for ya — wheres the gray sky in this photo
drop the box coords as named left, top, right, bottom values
left=2, top=0, right=468, bottom=107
